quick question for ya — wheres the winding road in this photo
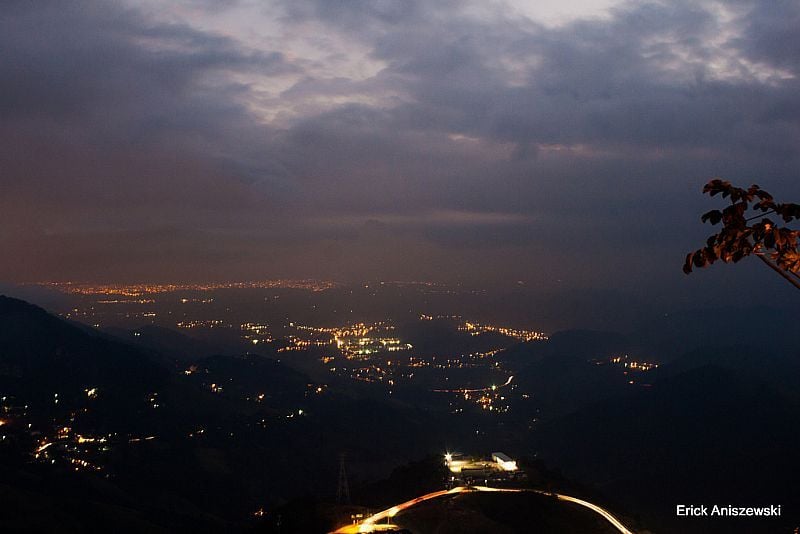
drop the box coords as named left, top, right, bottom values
left=332, top=485, right=634, bottom=534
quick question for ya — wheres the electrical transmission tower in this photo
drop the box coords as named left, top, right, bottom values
left=336, top=452, right=351, bottom=504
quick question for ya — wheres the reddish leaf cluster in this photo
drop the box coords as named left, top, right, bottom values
left=684, top=179, right=800, bottom=279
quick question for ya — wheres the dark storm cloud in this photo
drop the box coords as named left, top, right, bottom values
left=271, top=1, right=799, bottom=240
left=1, top=2, right=290, bottom=121
left=735, top=0, right=800, bottom=70
left=280, top=0, right=799, bottom=157
left=2, top=0, right=799, bottom=306
left=1, top=2, right=295, bottom=236
left=373, top=1, right=797, bottom=155
left=278, top=0, right=458, bottom=34
left=0, top=0, right=296, bottom=179
left=265, top=0, right=798, bottom=302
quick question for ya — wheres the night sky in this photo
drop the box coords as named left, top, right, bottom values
left=3, top=0, right=799, bottom=307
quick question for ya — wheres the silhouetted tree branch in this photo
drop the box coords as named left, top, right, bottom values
left=683, top=179, right=800, bottom=290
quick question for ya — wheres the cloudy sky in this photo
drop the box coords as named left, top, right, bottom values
left=2, top=0, right=798, bottom=305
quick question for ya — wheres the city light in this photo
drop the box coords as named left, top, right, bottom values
left=37, top=279, right=337, bottom=296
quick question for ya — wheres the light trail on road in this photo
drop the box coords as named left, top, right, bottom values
left=553, top=492, right=634, bottom=534
left=333, top=487, right=466, bottom=533
left=471, top=487, right=633, bottom=534
left=332, top=484, right=634, bottom=534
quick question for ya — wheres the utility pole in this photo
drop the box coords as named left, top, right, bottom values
left=337, top=452, right=351, bottom=504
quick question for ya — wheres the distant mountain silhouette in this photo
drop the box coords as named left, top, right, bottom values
left=0, top=295, right=168, bottom=411
left=654, top=345, right=800, bottom=399
left=103, top=324, right=231, bottom=364
left=499, top=330, right=632, bottom=419
left=629, top=306, right=800, bottom=363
